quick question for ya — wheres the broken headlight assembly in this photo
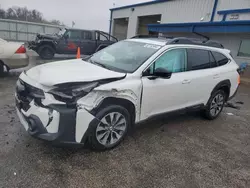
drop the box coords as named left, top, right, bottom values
left=48, top=82, right=99, bottom=103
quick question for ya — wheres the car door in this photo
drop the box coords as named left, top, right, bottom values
left=80, top=30, right=96, bottom=55
left=63, top=30, right=81, bottom=54
left=183, top=48, right=222, bottom=106
left=141, top=48, right=191, bottom=120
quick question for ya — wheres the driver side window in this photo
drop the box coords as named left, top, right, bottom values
left=67, top=30, right=81, bottom=39
left=149, top=48, right=187, bottom=74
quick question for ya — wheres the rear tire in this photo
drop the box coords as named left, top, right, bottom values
left=202, top=90, right=226, bottom=120
left=38, top=45, right=55, bottom=60
left=88, top=105, right=131, bottom=151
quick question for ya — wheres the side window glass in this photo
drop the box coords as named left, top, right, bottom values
left=68, top=30, right=81, bottom=39
left=209, top=51, right=217, bottom=68
left=187, top=49, right=210, bottom=71
left=82, top=31, right=92, bottom=40
left=212, top=51, right=228, bottom=66
left=152, top=49, right=187, bottom=73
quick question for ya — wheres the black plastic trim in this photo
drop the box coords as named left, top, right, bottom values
left=228, top=86, right=239, bottom=101
left=210, top=79, right=231, bottom=100
left=137, top=103, right=204, bottom=125
left=47, top=104, right=77, bottom=143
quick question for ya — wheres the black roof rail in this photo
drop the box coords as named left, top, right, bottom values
left=130, top=35, right=159, bottom=39
left=167, top=37, right=224, bottom=49
left=131, top=35, right=176, bottom=39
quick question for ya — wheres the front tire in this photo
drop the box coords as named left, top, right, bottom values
left=88, top=105, right=131, bottom=151
left=38, top=45, right=55, bottom=60
left=202, top=90, right=226, bottom=120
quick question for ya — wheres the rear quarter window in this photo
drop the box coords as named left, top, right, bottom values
left=211, top=51, right=229, bottom=66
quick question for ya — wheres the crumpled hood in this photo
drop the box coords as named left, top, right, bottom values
left=25, top=59, right=126, bottom=86
left=37, top=33, right=60, bottom=40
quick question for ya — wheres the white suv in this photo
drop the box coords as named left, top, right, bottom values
left=16, top=37, right=240, bottom=150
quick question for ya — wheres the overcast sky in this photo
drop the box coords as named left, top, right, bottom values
left=0, top=0, right=150, bottom=31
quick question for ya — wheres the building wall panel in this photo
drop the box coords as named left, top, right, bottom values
left=214, top=0, right=250, bottom=21
left=161, top=0, right=214, bottom=23
left=112, top=0, right=215, bottom=38
left=210, top=33, right=250, bottom=64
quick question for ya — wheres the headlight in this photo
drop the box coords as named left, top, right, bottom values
left=48, top=82, right=98, bottom=102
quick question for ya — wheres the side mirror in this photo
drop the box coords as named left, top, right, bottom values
left=154, top=68, right=172, bottom=78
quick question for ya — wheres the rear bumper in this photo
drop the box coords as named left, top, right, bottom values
left=4, top=54, right=29, bottom=69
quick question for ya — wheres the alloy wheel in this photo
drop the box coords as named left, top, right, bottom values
left=210, top=93, right=224, bottom=117
left=96, top=112, right=127, bottom=146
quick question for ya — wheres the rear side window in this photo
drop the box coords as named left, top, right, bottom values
left=211, top=51, right=228, bottom=66
left=153, top=48, right=187, bottom=73
left=82, top=31, right=92, bottom=40
left=187, top=49, right=210, bottom=70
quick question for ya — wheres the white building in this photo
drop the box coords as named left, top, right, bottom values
left=109, top=0, right=250, bottom=64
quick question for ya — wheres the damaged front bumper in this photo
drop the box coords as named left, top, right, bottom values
left=15, top=78, right=96, bottom=146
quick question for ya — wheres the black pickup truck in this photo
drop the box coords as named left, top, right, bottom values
left=28, top=28, right=118, bottom=59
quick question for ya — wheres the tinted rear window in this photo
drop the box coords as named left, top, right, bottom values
left=212, top=51, right=228, bottom=66
left=187, top=49, right=210, bottom=70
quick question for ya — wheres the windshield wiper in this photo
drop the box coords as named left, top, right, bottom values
left=88, top=59, right=112, bottom=70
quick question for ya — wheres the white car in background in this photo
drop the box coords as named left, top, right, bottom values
left=0, top=38, right=29, bottom=76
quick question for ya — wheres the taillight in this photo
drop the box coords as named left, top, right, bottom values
left=15, top=45, right=26, bottom=54
left=238, top=75, right=241, bottom=85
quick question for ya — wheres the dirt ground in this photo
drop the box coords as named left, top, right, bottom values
left=0, top=74, right=250, bottom=188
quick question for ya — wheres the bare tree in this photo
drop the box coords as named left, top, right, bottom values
left=0, top=8, right=6, bottom=19
left=1, top=6, right=61, bottom=25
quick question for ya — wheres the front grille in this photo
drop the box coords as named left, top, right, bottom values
left=16, top=79, right=45, bottom=111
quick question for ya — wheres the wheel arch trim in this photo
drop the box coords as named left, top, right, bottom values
left=90, top=97, right=137, bottom=124
left=210, top=79, right=231, bottom=100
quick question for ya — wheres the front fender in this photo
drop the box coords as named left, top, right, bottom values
left=77, top=89, right=140, bottom=122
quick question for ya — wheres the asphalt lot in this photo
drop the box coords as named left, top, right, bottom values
left=1, top=54, right=250, bottom=188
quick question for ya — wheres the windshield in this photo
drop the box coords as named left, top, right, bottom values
left=89, top=41, right=162, bottom=73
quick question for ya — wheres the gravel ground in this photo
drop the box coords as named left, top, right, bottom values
left=1, top=56, right=250, bottom=187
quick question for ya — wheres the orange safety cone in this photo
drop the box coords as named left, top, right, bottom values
left=76, top=47, right=81, bottom=59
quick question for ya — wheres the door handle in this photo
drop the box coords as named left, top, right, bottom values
left=213, top=74, right=220, bottom=79
left=182, top=79, right=191, bottom=84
